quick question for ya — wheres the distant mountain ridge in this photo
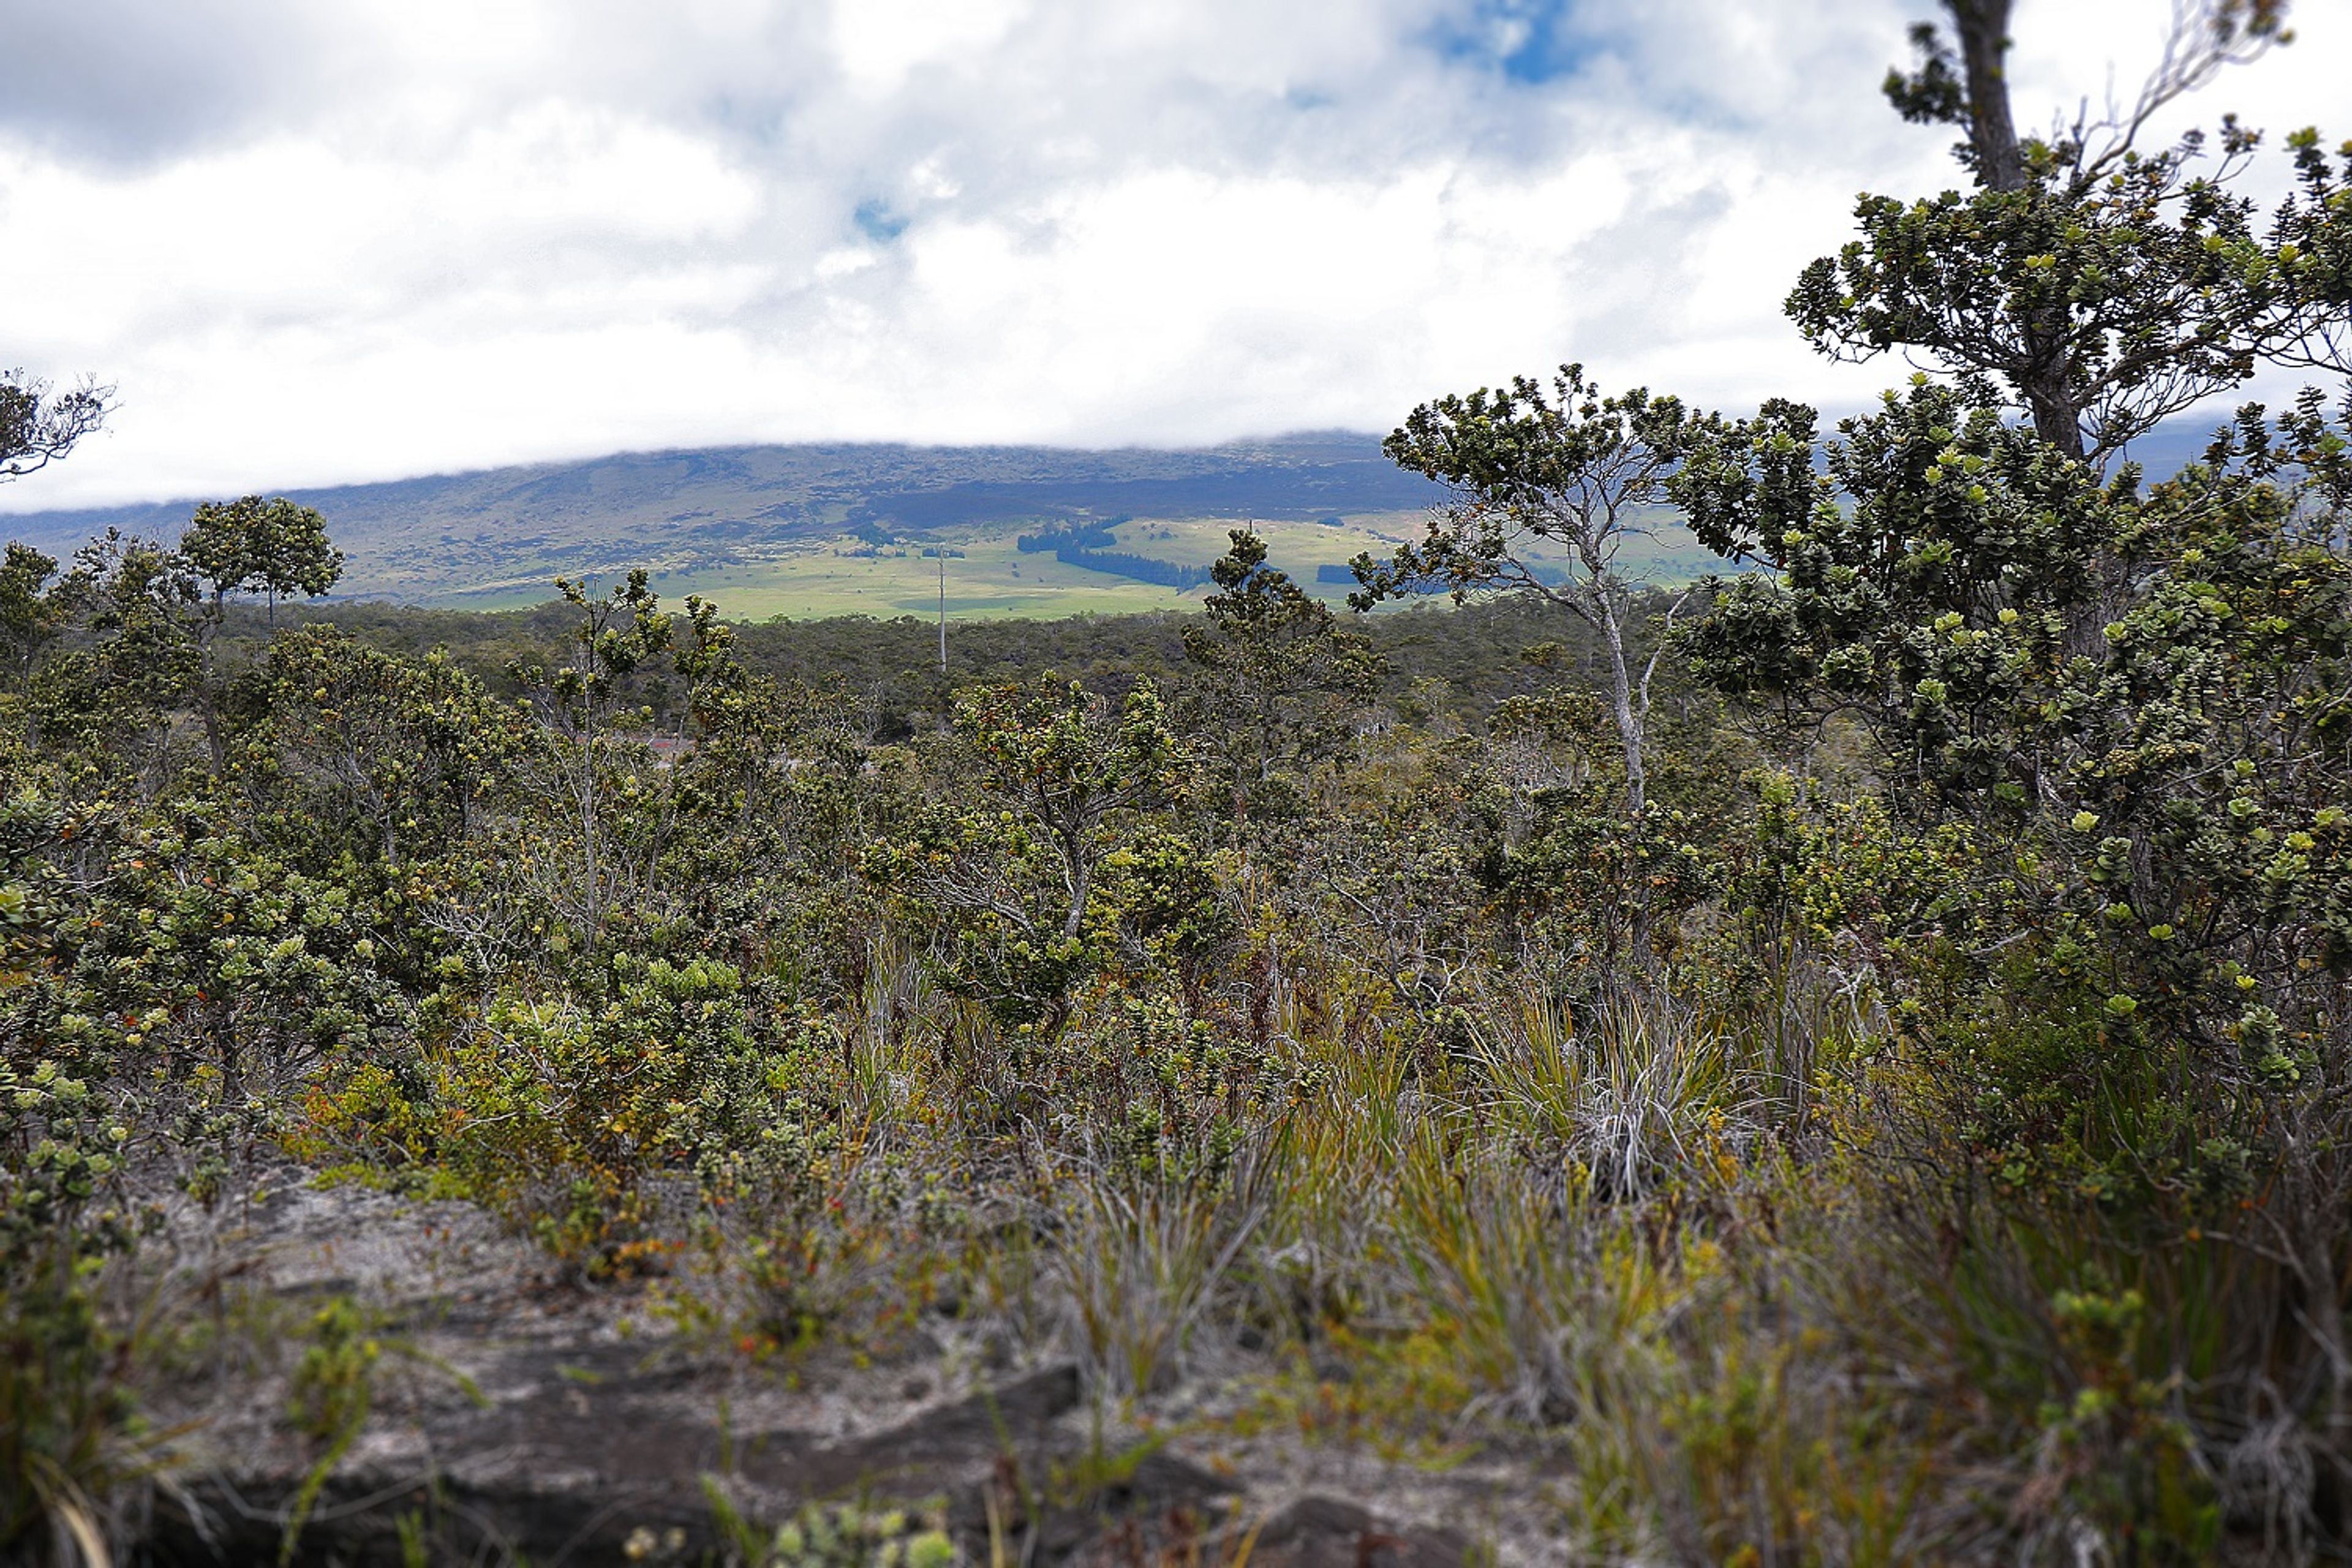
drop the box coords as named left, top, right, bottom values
left=2, top=417, right=2228, bottom=617
left=0, top=433, right=1449, bottom=605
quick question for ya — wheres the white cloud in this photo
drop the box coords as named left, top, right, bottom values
left=0, top=0, right=2344, bottom=510
left=832, top=0, right=1033, bottom=94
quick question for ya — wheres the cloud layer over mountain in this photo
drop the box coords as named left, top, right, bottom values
left=2, top=0, right=2343, bottom=507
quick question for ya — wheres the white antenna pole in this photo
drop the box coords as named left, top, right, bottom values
left=938, top=549, right=947, bottom=673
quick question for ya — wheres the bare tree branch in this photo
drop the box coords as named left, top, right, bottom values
left=0, top=369, right=115, bottom=483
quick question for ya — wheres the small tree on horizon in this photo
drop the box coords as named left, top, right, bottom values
left=178, top=495, right=344, bottom=772
left=181, top=495, right=344, bottom=629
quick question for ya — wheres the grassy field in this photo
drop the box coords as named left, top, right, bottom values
left=433, top=509, right=1721, bottom=619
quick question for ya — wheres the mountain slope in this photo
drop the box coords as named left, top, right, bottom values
left=0, top=431, right=1758, bottom=618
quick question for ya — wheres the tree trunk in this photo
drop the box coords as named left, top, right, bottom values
left=1596, top=601, right=1647, bottom=816
left=1948, top=0, right=2087, bottom=462
left=1950, top=0, right=2023, bottom=192
left=2026, top=380, right=2087, bottom=461
left=1064, top=854, right=1090, bottom=942
left=1057, top=812, right=1092, bottom=941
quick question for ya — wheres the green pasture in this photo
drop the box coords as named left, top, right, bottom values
left=417, top=510, right=1718, bottom=620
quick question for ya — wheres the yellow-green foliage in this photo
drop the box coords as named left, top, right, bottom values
left=697, top=1488, right=959, bottom=1568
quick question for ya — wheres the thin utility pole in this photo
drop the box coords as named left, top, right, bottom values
left=938, top=550, right=947, bottom=673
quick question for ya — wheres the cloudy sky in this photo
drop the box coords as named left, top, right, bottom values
left=2, top=0, right=2345, bottom=510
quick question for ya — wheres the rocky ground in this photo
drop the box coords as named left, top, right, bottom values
left=132, top=1173, right=1561, bottom=1566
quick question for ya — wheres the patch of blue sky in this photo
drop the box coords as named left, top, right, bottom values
left=853, top=198, right=909, bottom=244
left=1423, top=0, right=1593, bottom=86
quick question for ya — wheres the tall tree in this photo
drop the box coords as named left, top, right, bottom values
left=1355, top=366, right=1692, bottom=815
left=0, top=544, right=61, bottom=695
left=181, top=495, right=344, bottom=628
left=178, top=497, right=344, bottom=772
left=505, top=570, right=677, bottom=941
left=1790, top=0, right=2318, bottom=464
left=2266, top=127, right=2352, bottom=373
left=1, top=369, right=110, bottom=694
left=2, top=368, right=114, bottom=749
left=29, top=532, right=199, bottom=790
